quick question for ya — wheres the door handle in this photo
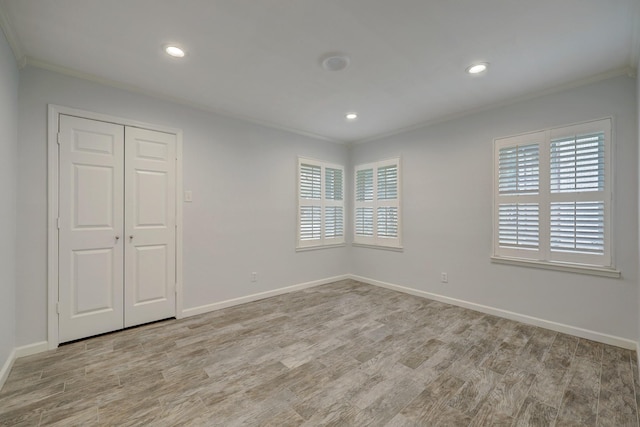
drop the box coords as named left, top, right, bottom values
left=115, top=235, right=120, bottom=241
left=129, top=235, right=134, bottom=240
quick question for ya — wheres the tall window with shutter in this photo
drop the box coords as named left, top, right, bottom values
left=354, top=158, right=401, bottom=248
left=493, top=118, right=612, bottom=270
left=297, top=158, right=345, bottom=249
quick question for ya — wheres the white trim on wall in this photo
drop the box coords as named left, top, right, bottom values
left=28, top=58, right=340, bottom=144
left=5, top=272, right=638, bottom=374
left=0, top=348, right=15, bottom=391
left=355, top=67, right=634, bottom=145
left=182, top=275, right=350, bottom=318
left=350, top=274, right=637, bottom=350
left=47, top=104, right=184, bottom=349
left=175, top=133, right=184, bottom=319
left=0, top=341, right=48, bottom=391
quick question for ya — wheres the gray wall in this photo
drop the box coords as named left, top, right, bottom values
left=350, top=75, right=638, bottom=340
left=16, top=66, right=350, bottom=346
left=0, top=29, right=18, bottom=365
left=11, top=66, right=640, bottom=348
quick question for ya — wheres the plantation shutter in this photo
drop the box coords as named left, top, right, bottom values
left=355, top=168, right=374, bottom=239
left=493, top=119, right=611, bottom=269
left=297, top=159, right=345, bottom=248
left=550, top=132, right=604, bottom=193
left=498, top=203, right=539, bottom=249
left=547, top=123, right=609, bottom=265
left=354, top=159, right=401, bottom=248
left=498, top=144, right=539, bottom=195
left=325, top=167, right=344, bottom=240
left=299, top=163, right=322, bottom=243
left=495, top=138, right=541, bottom=258
left=299, top=206, right=321, bottom=241
left=377, top=164, right=399, bottom=240
left=549, top=132, right=605, bottom=256
left=550, top=202, right=604, bottom=254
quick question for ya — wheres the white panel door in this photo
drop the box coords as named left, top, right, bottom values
left=58, top=115, right=125, bottom=342
left=124, top=127, right=176, bottom=327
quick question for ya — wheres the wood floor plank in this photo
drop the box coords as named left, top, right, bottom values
left=556, top=388, right=598, bottom=426
left=527, top=366, right=571, bottom=409
left=514, top=396, right=558, bottom=427
left=447, top=367, right=502, bottom=416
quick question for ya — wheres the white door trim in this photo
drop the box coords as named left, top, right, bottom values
left=47, top=104, right=184, bottom=349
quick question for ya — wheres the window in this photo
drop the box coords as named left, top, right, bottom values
left=297, top=158, right=345, bottom=249
left=493, top=118, right=613, bottom=271
left=354, top=158, right=401, bottom=248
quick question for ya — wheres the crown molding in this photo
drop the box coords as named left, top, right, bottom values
left=0, top=4, right=25, bottom=66
left=19, top=58, right=637, bottom=148
left=24, top=56, right=344, bottom=145
left=355, top=66, right=635, bottom=145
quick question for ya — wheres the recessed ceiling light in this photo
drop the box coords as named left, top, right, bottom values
left=320, top=53, right=350, bottom=72
left=466, top=62, right=488, bottom=74
left=345, top=112, right=358, bottom=120
left=165, top=45, right=185, bottom=58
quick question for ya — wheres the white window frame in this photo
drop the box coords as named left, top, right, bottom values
left=353, top=158, right=402, bottom=249
left=492, top=118, right=618, bottom=277
left=297, top=157, right=345, bottom=249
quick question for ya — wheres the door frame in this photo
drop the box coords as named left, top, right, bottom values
left=47, top=104, right=184, bottom=349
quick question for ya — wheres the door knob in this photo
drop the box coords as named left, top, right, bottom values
left=115, top=235, right=120, bottom=241
left=129, top=235, right=134, bottom=240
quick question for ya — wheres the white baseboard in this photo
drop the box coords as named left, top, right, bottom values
left=2, top=275, right=350, bottom=382
left=350, top=274, right=637, bottom=350
left=3, top=272, right=636, bottom=392
left=15, top=341, right=49, bottom=358
left=0, top=348, right=16, bottom=391
left=181, top=275, right=350, bottom=318
left=0, top=341, right=48, bottom=391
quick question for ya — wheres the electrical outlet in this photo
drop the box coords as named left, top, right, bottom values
left=251, top=272, right=257, bottom=282
left=184, top=190, right=193, bottom=202
left=440, top=272, right=448, bottom=283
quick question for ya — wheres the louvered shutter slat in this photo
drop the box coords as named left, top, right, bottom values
left=355, top=207, right=373, bottom=236
left=356, top=169, right=374, bottom=201
left=498, top=203, right=539, bottom=249
left=299, top=206, right=321, bottom=241
left=325, top=206, right=344, bottom=238
left=550, top=132, right=604, bottom=193
left=300, top=163, right=321, bottom=199
left=325, top=168, right=343, bottom=201
left=498, top=143, right=539, bottom=194
left=377, top=207, right=398, bottom=238
left=550, top=201, right=604, bottom=254
left=377, top=165, right=398, bottom=200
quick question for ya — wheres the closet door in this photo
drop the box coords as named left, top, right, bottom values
left=124, top=127, right=177, bottom=327
left=58, top=115, right=125, bottom=342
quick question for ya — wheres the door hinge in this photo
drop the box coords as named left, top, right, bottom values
left=57, top=132, right=62, bottom=145
left=56, top=302, right=60, bottom=314
left=57, top=217, right=61, bottom=229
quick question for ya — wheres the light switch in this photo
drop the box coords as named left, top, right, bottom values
left=184, top=190, right=193, bottom=202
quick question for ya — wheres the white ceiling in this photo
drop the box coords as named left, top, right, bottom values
left=0, top=0, right=638, bottom=143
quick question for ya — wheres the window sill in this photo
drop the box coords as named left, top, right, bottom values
left=490, top=256, right=621, bottom=278
left=352, top=243, right=404, bottom=252
left=296, top=243, right=346, bottom=252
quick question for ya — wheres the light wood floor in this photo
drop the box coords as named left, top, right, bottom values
left=1, top=279, right=638, bottom=426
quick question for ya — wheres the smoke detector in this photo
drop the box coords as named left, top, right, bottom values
left=319, top=53, right=350, bottom=72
